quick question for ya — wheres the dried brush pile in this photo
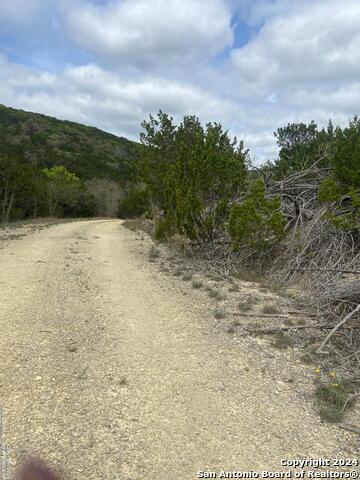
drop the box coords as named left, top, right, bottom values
left=263, top=164, right=360, bottom=383
left=189, top=159, right=360, bottom=383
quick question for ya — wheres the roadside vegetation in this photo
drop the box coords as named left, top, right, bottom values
left=121, top=111, right=360, bottom=424
left=2, top=104, right=360, bottom=423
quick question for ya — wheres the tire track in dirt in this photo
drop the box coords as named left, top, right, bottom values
left=0, top=219, right=355, bottom=480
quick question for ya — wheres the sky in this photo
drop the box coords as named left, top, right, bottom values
left=0, top=0, right=359, bottom=163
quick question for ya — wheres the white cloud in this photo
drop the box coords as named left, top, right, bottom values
left=0, top=56, right=240, bottom=141
left=1, top=0, right=360, bottom=163
left=230, top=0, right=360, bottom=92
left=65, top=0, right=233, bottom=67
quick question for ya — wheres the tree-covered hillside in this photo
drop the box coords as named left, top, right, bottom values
left=0, top=104, right=141, bottom=221
left=0, top=104, right=138, bottom=181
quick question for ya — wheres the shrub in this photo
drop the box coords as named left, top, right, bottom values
left=227, top=179, right=286, bottom=251
left=315, top=381, right=349, bottom=423
left=192, top=280, right=203, bottom=289
left=272, top=334, right=293, bottom=350
left=208, top=290, right=224, bottom=300
left=148, top=246, right=160, bottom=259
left=154, top=214, right=177, bottom=240
left=118, top=190, right=148, bottom=218
left=262, top=304, right=279, bottom=314
left=238, top=301, right=252, bottom=312
left=182, top=273, right=193, bottom=281
left=173, top=268, right=183, bottom=276
left=317, top=177, right=342, bottom=203
left=318, top=178, right=360, bottom=231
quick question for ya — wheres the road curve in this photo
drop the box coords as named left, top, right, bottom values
left=0, top=220, right=352, bottom=479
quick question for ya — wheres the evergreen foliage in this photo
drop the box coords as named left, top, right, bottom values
left=137, top=112, right=248, bottom=241
left=274, top=120, right=335, bottom=178
left=332, top=116, right=360, bottom=189
left=315, top=117, right=360, bottom=231
left=227, top=179, right=286, bottom=250
left=0, top=155, right=46, bottom=221
left=118, top=189, right=149, bottom=219
left=0, top=104, right=138, bottom=181
left=274, top=121, right=320, bottom=176
left=136, top=111, right=177, bottom=209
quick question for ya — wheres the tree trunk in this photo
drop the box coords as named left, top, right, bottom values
left=1, top=180, right=9, bottom=221
left=5, top=190, right=15, bottom=221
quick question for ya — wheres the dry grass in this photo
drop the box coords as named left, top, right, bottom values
left=262, top=304, right=280, bottom=314
left=238, top=301, right=252, bottom=312
left=208, top=290, right=225, bottom=301
left=272, top=334, right=293, bottom=350
left=173, top=268, right=184, bottom=277
left=122, top=218, right=154, bottom=237
left=228, top=284, right=240, bottom=292
left=182, top=273, right=193, bottom=281
left=192, top=280, right=203, bottom=289
left=148, top=246, right=160, bottom=259
left=232, top=269, right=265, bottom=283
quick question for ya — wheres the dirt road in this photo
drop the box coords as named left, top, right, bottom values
left=0, top=220, right=355, bottom=479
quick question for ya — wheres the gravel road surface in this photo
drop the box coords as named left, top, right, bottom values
left=0, top=220, right=355, bottom=479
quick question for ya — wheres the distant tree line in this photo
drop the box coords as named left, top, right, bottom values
left=0, top=159, right=130, bottom=221
left=2, top=106, right=360, bottom=247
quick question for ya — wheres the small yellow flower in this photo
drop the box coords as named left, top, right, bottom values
left=332, top=383, right=340, bottom=388
left=314, top=368, right=321, bottom=374
left=329, top=371, right=337, bottom=378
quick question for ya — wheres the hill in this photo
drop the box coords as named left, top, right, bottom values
left=0, top=104, right=138, bottom=182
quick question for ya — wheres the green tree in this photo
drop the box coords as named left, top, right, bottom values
left=0, top=155, right=45, bottom=221
left=227, top=179, right=286, bottom=250
left=163, top=117, right=248, bottom=240
left=136, top=111, right=177, bottom=211
left=118, top=189, right=148, bottom=219
left=274, top=121, right=320, bottom=177
left=42, top=165, right=84, bottom=217
left=318, top=177, right=360, bottom=231
left=316, top=118, right=360, bottom=231
left=332, top=116, right=360, bottom=189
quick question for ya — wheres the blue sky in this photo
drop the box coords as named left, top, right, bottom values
left=0, top=0, right=359, bottom=162
left=0, top=2, right=91, bottom=71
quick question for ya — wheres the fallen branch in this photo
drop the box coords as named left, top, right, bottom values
left=338, top=423, right=360, bottom=435
left=287, top=311, right=321, bottom=317
left=244, top=323, right=331, bottom=334
left=323, top=281, right=360, bottom=305
left=341, top=392, right=360, bottom=413
left=233, top=312, right=291, bottom=319
left=316, top=304, right=360, bottom=354
left=291, top=268, right=360, bottom=275
left=233, top=311, right=321, bottom=319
